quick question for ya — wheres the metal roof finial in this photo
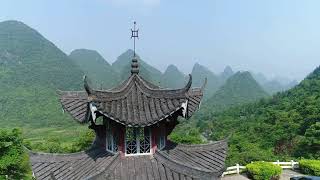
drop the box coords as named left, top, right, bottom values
left=131, top=21, right=139, bottom=74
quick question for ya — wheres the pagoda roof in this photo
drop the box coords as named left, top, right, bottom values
left=59, top=73, right=205, bottom=127
left=29, top=139, right=227, bottom=180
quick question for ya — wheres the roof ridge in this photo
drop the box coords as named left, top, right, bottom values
left=154, top=150, right=216, bottom=178
left=97, top=106, right=183, bottom=127
left=29, top=149, right=115, bottom=163
left=57, top=90, right=87, bottom=97
left=88, top=75, right=135, bottom=94
left=29, top=150, right=88, bottom=157
left=86, top=74, right=192, bottom=99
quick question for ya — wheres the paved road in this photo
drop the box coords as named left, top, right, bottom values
left=222, top=174, right=249, bottom=180
left=280, top=170, right=304, bottom=180
left=221, top=170, right=305, bottom=180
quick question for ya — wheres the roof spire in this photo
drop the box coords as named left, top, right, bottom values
left=131, top=21, right=139, bottom=74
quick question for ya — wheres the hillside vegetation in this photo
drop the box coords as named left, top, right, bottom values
left=69, top=49, right=120, bottom=88
left=205, top=71, right=268, bottom=112
left=173, top=65, right=320, bottom=165
left=1, top=20, right=313, bottom=165
left=0, top=20, right=88, bottom=151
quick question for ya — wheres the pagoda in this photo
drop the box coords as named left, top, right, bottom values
left=29, top=22, right=227, bottom=180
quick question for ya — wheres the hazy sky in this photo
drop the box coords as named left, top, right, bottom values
left=1, top=0, right=320, bottom=80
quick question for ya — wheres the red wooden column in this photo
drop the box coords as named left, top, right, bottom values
left=119, top=126, right=125, bottom=158
left=151, top=126, right=158, bottom=153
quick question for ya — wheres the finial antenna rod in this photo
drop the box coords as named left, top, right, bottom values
left=131, top=21, right=139, bottom=57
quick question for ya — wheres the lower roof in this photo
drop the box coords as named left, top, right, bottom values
left=29, top=139, right=227, bottom=180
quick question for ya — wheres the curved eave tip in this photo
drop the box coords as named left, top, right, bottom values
left=185, top=74, right=192, bottom=90
left=83, top=75, right=93, bottom=95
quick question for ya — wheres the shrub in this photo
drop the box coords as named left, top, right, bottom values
left=299, top=159, right=320, bottom=176
left=68, top=129, right=95, bottom=152
left=169, top=129, right=203, bottom=144
left=0, top=128, right=31, bottom=179
left=246, top=161, right=282, bottom=180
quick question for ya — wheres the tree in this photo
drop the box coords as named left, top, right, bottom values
left=0, top=128, right=31, bottom=179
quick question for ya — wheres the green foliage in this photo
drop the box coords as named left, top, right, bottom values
left=68, top=129, right=95, bottom=153
left=0, top=20, right=90, bottom=153
left=299, top=159, right=320, bottom=176
left=246, top=161, right=282, bottom=180
left=169, top=120, right=204, bottom=144
left=295, top=122, right=320, bottom=158
left=29, top=128, right=95, bottom=153
left=173, top=65, right=320, bottom=166
left=226, top=137, right=277, bottom=166
left=0, top=129, right=31, bottom=179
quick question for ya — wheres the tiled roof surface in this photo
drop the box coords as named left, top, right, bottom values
left=29, top=149, right=117, bottom=180
left=30, top=140, right=227, bottom=180
left=58, top=91, right=88, bottom=123
left=161, top=140, right=228, bottom=173
left=59, top=74, right=203, bottom=126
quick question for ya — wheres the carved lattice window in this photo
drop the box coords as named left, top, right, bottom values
left=125, top=127, right=151, bottom=155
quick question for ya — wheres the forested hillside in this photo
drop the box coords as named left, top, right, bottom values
left=1, top=20, right=311, bottom=164
left=69, top=49, right=120, bottom=88
left=0, top=20, right=88, bottom=151
left=160, top=64, right=186, bottom=88
left=173, top=65, right=320, bottom=165
left=204, top=71, right=268, bottom=112
left=0, top=21, right=83, bottom=89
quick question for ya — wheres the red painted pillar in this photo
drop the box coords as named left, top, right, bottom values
left=152, top=126, right=157, bottom=153
left=119, top=126, right=125, bottom=158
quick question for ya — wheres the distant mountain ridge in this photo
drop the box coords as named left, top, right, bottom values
left=69, top=49, right=119, bottom=88
left=205, top=71, right=268, bottom=111
left=0, top=20, right=83, bottom=129
left=191, top=63, right=223, bottom=98
left=0, top=20, right=83, bottom=90
left=206, top=65, right=320, bottom=164
left=252, top=72, right=298, bottom=94
left=1, top=20, right=308, bottom=160
left=220, top=65, right=234, bottom=81
left=173, top=65, right=320, bottom=165
left=112, top=49, right=162, bottom=84
left=160, top=64, right=186, bottom=88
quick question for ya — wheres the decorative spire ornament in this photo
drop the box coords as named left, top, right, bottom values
left=131, top=21, right=139, bottom=74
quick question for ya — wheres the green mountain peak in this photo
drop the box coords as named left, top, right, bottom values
left=205, top=71, right=268, bottom=111
left=160, top=64, right=186, bottom=88
left=112, top=49, right=162, bottom=84
left=69, top=49, right=119, bottom=88
left=191, top=63, right=223, bottom=98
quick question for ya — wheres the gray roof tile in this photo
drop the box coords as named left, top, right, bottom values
left=59, top=74, right=204, bottom=126
left=30, top=139, right=226, bottom=180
